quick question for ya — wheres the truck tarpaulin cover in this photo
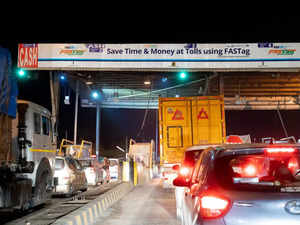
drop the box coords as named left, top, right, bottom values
left=0, top=46, right=18, bottom=118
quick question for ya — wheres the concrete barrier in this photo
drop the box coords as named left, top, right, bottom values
left=53, top=182, right=134, bottom=225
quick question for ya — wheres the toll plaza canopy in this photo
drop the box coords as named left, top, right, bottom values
left=18, top=43, right=300, bottom=110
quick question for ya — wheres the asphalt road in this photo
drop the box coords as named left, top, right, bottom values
left=94, top=178, right=180, bottom=225
left=1, top=181, right=121, bottom=225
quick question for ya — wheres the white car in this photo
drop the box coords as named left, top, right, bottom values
left=54, top=156, right=88, bottom=195
left=80, top=159, right=104, bottom=186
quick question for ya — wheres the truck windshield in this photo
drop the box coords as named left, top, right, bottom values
left=215, top=147, right=300, bottom=192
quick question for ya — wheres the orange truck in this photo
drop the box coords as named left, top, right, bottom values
left=159, top=96, right=226, bottom=187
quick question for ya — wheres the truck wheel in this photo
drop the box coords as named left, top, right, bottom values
left=32, top=158, right=52, bottom=206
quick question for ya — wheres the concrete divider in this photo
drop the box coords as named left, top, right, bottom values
left=53, top=182, right=134, bottom=225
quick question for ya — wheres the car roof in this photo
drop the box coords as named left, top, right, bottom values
left=185, top=143, right=300, bottom=155
left=56, top=156, right=65, bottom=159
left=216, top=143, right=300, bottom=149
left=211, top=143, right=300, bottom=155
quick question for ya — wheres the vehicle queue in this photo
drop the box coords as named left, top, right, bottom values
left=53, top=139, right=119, bottom=196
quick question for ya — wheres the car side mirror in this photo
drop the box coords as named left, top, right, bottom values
left=172, top=164, right=180, bottom=171
left=173, top=177, right=189, bottom=187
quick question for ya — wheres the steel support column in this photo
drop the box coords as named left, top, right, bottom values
left=74, top=80, right=79, bottom=144
left=96, top=102, right=101, bottom=160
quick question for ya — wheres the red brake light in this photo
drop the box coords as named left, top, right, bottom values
left=288, top=157, right=299, bottom=170
left=265, top=147, right=295, bottom=154
left=200, top=195, right=230, bottom=219
left=243, top=164, right=257, bottom=177
left=179, top=167, right=189, bottom=176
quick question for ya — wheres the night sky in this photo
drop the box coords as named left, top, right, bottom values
left=2, top=15, right=300, bottom=156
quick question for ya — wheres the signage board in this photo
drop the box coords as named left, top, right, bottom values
left=18, top=43, right=300, bottom=71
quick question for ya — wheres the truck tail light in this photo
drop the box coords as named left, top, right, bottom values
left=179, top=167, right=189, bottom=176
left=200, top=195, right=230, bottom=219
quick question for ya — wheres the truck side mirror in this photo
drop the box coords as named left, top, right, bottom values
left=173, top=177, right=189, bottom=187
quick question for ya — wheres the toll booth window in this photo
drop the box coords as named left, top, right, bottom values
left=42, top=116, right=49, bottom=136
left=33, top=113, right=41, bottom=134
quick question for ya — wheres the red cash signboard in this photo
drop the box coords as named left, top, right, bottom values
left=18, top=44, right=38, bottom=68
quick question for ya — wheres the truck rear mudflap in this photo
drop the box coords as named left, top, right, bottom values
left=0, top=178, right=32, bottom=210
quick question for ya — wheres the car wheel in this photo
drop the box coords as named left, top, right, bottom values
left=80, top=188, right=87, bottom=192
left=32, top=158, right=52, bottom=206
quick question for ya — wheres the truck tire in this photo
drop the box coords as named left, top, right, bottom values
left=32, top=158, right=52, bottom=207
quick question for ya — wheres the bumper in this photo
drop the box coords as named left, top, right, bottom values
left=162, top=173, right=177, bottom=188
left=53, top=184, right=72, bottom=194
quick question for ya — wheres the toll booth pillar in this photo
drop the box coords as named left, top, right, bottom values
left=122, top=158, right=137, bottom=186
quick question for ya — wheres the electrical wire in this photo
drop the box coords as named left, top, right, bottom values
left=277, top=103, right=289, bottom=138
left=137, top=85, right=152, bottom=137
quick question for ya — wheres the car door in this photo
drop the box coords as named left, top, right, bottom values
left=182, top=150, right=211, bottom=225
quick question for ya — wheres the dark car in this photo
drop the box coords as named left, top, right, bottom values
left=174, top=144, right=300, bottom=225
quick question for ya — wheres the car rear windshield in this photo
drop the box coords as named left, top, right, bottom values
left=55, top=158, right=65, bottom=170
left=183, top=150, right=203, bottom=166
left=80, top=160, right=92, bottom=168
left=215, top=147, right=300, bottom=192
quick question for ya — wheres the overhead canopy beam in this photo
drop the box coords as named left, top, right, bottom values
left=18, top=43, right=300, bottom=110
left=18, top=43, right=300, bottom=72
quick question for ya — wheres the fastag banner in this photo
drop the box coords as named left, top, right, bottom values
left=18, top=43, right=300, bottom=71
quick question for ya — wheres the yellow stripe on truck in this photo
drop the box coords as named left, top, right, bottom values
left=29, top=148, right=56, bottom=153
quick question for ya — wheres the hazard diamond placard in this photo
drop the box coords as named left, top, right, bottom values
left=197, top=108, right=208, bottom=120
left=172, top=109, right=184, bottom=120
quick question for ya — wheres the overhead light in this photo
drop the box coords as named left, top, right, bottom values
left=91, top=90, right=100, bottom=99
left=144, top=81, right=151, bottom=85
left=86, top=81, right=93, bottom=85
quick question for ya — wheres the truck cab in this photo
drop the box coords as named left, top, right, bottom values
left=0, top=100, right=57, bottom=210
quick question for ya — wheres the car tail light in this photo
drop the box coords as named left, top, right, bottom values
left=288, top=157, right=299, bottom=170
left=200, top=195, right=230, bottom=219
left=243, top=164, right=257, bottom=177
left=179, top=167, right=189, bottom=176
left=265, top=147, right=295, bottom=154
